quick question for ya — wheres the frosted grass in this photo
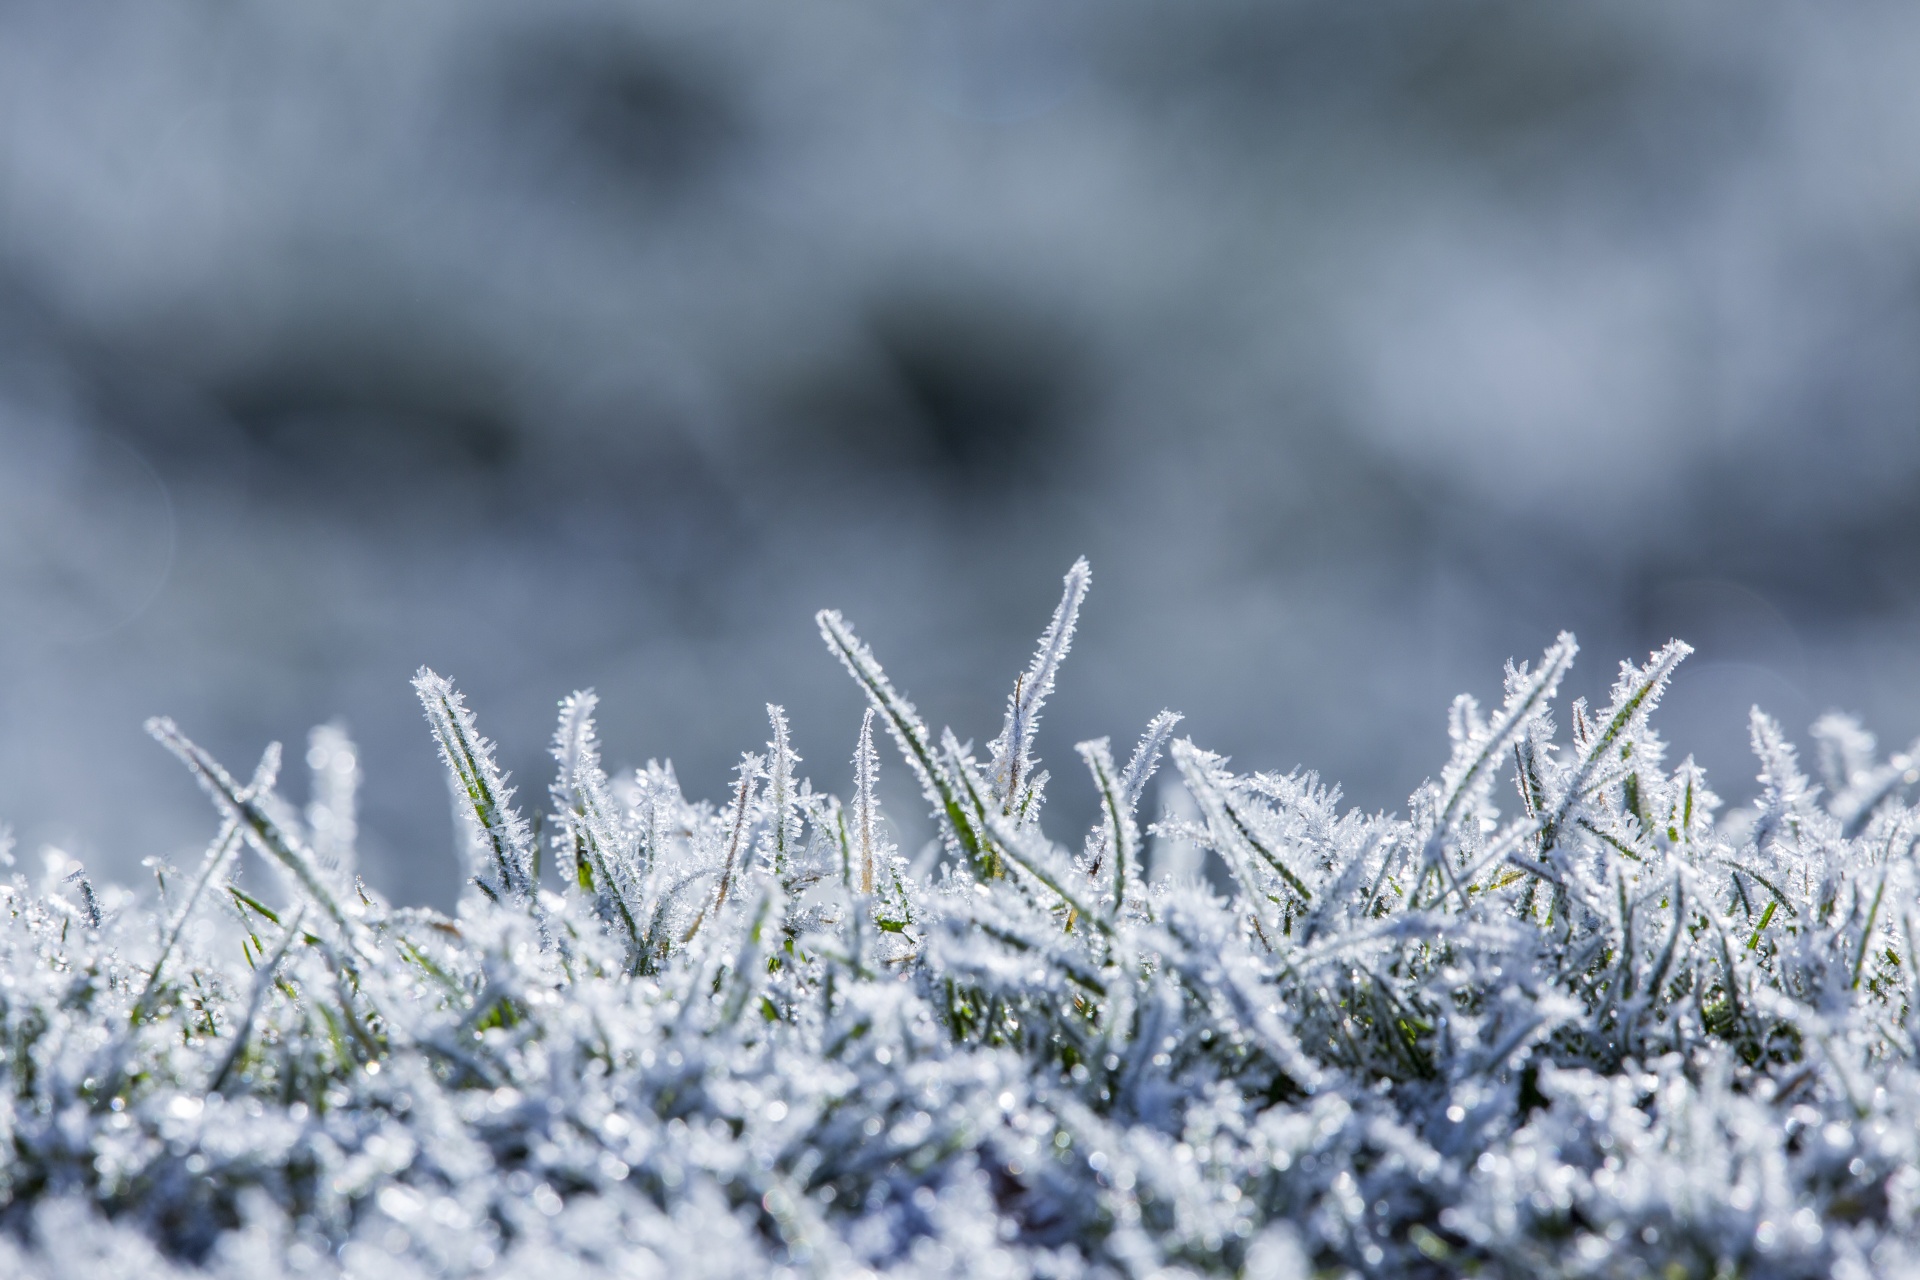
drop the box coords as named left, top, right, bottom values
left=1, top=562, right=1917, bottom=1278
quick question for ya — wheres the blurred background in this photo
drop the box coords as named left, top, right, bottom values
left=4, top=0, right=1920, bottom=906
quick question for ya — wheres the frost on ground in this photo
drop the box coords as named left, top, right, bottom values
left=2, top=560, right=1919, bottom=1279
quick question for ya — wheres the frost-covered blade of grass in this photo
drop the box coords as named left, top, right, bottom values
left=415, top=667, right=538, bottom=906
left=989, top=556, right=1090, bottom=821
left=145, top=718, right=361, bottom=946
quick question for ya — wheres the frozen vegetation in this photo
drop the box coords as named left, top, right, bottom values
left=3, top=560, right=1919, bottom=1278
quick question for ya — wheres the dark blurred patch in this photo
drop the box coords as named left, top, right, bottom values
left=1118, top=1, right=1385, bottom=117
left=1228, top=413, right=1435, bottom=573
left=1387, top=2, right=1766, bottom=209
left=1133, top=0, right=1756, bottom=217
left=1634, top=578, right=1804, bottom=672
left=1666, top=464, right=1920, bottom=623
left=873, top=298, right=1077, bottom=476
left=1121, top=0, right=1637, bottom=137
left=479, top=20, right=741, bottom=203
left=209, top=333, right=519, bottom=485
left=783, top=293, right=1083, bottom=487
left=1392, top=3, right=1645, bottom=144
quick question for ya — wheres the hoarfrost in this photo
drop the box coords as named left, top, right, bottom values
left=0, top=564, right=1914, bottom=1277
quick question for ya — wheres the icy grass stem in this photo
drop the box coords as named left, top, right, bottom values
left=206, top=903, right=309, bottom=1094
left=817, top=608, right=993, bottom=875
left=129, top=745, right=279, bottom=1028
left=1077, top=737, right=1138, bottom=915
left=414, top=668, right=536, bottom=905
left=853, top=709, right=879, bottom=895
left=146, top=718, right=361, bottom=949
left=991, top=557, right=1090, bottom=816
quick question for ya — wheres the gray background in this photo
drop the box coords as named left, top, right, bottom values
left=3, top=0, right=1919, bottom=906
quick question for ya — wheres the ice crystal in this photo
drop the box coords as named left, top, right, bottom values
left=1, top=563, right=1917, bottom=1278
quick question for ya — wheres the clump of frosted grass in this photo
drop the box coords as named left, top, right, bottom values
left=2, top=559, right=1918, bottom=1278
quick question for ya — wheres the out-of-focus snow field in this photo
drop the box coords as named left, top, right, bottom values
left=3, top=0, right=1920, bottom=906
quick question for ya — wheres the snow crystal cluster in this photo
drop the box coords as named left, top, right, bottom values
left=3, top=560, right=1919, bottom=1278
